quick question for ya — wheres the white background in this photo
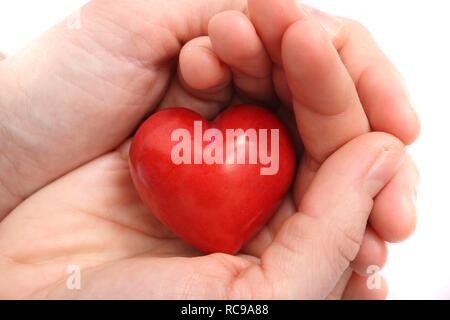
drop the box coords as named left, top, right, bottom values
left=0, top=0, right=449, bottom=299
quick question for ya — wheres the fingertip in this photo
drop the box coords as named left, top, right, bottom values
left=401, top=107, right=421, bottom=145
left=371, top=192, right=418, bottom=243
left=358, top=65, right=421, bottom=145
left=248, top=0, right=306, bottom=64
left=370, top=155, right=419, bottom=243
left=351, top=227, right=388, bottom=276
left=209, top=10, right=271, bottom=74
left=377, top=100, right=421, bottom=146
left=343, top=273, right=388, bottom=300
left=179, top=37, right=231, bottom=91
left=282, top=20, right=333, bottom=85
left=208, top=10, right=273, bottom=101
left=209, top=11, right=258, bottom=60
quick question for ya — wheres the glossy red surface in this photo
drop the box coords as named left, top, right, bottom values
left=129, top=105, right=296, bottom=254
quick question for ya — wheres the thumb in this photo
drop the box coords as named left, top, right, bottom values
left=233, top=132, right=405, bottom=299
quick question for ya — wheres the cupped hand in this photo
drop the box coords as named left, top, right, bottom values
left=171, top=0, right=420, bottom=297
left=0, top=0, right=418, bottom=299
left=0, top=129, right=403, bottom=299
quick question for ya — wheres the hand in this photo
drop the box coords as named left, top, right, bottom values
left=171, top=0, right=420, bottom=297
left=0, top=130, right=404, bottom=299
left=244, top=0, right=420, bottom=244
left=0, top=0, right=418, bottom=299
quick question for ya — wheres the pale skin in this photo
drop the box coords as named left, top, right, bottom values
left=0, top=0, right=420, bottom=299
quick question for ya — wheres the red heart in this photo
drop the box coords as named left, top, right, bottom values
left=129, top=105, right=296, bottom=254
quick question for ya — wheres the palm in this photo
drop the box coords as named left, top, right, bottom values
left=0, top=134, right=290, bottom=299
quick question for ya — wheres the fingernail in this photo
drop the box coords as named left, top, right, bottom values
left=300, top=3, right=344, bottom=37
left=364, top=150, right=405, bottom=197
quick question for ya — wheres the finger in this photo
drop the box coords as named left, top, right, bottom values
left=250, top=0, right=420, bottom=145
left=249, top=0, right=418, bottom=262
left=233, top=132, right=405, bottom=299
left=296, top=153, right=418, bottom=231
left=282, top=19, right=370, bottom=163
left=326, top=268, right=353, bottom=300
left=295, top=153, right=418, bottom=248
left=300, top=5, right=420, bottom=145
left=248, top=0, right=306, bottom=65
left=342, top=273, right=388, bottom=300
left=370, top=154, right=419, bottom=242
left=208, top=10, right=273, bottom=102
left=247, top=0, right=306, bottom=106
left=333, top=17, right=421, bottom=145
left=351, top=227, right=388, bottom=276
left=179, top=36, right=232, bottom=96
left=0, top=51, right=6, bottom=60
left=158, top=36, right=233, bottom=119
left=293, top=151, right=417, bottom=278
left=0, top=0, right=247, bottom=220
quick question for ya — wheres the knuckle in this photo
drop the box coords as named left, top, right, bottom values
left=298, top=212, right=363, bottom=272
left=315, top=215, right=363, bottom=271
left=333, top=224, right=363, bottom=266
left=227, top=265, right=275, bottom=299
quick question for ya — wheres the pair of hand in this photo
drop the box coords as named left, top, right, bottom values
left=0, top=0, right=420, bottom=299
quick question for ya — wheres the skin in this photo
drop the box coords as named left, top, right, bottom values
left=0, top=0, right=419, bottom=299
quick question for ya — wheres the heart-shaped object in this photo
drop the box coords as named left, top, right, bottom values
left=129, top=105, right=296, bottom=254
